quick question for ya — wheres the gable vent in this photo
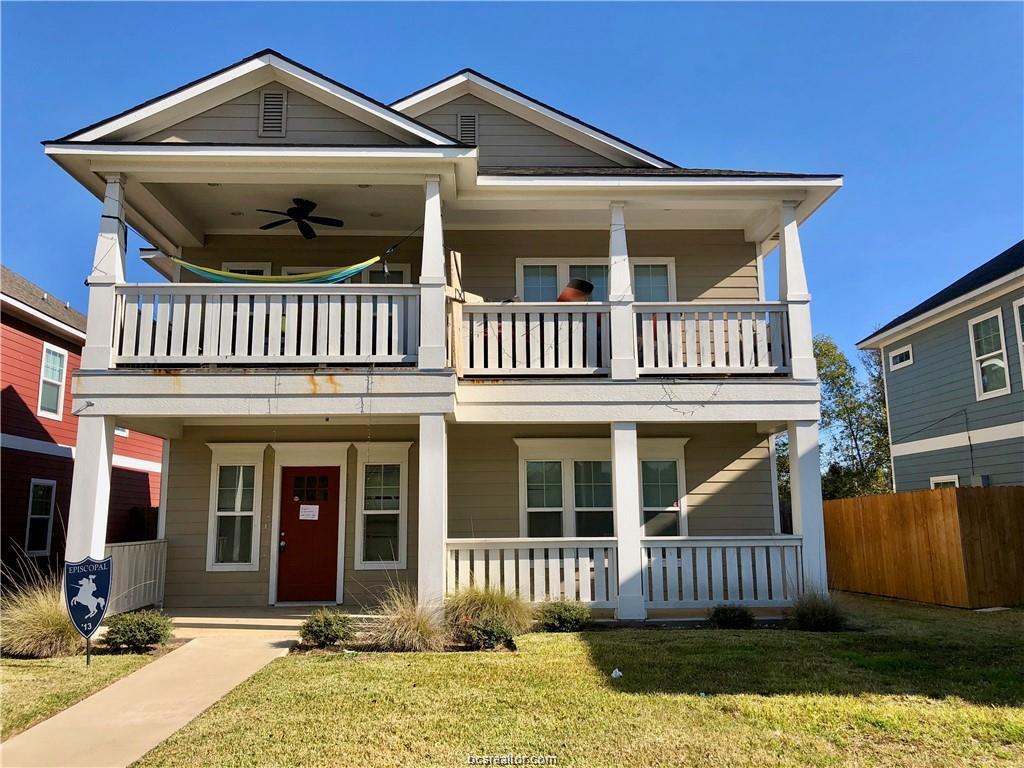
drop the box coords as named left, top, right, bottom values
left=259, top=90, right=288, bottom=137
left=456, top=113, right=478, bottom=145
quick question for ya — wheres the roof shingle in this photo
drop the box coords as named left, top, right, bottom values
left=1, top=265, right=87, bottom=333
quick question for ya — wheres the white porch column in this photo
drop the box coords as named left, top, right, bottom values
left=81, top=174, right=127, bottom=370
left=779, top=201, right=816, bottom=380
left=65, top=416, right=116, bottom=562
left=788, top=420, right=828, bottom=593
left=611, top=422, right=645, bottom=619
left=418, top=175, right=447, bottom=370
left=417, top=413, right=448, bottom=605
left=607, top=202, right=638, bottom=380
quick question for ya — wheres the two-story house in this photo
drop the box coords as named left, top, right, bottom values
left=1, top=266, right=164, bottom=568
left=859, top=240, right=1024, bottom=492
left=48, top=50, right=841, bottom=617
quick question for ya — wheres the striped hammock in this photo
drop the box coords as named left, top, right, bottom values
left=170, top=256, right=381, bottom=284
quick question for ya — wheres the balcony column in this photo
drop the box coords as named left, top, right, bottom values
left=81, top=174, right=127, bottom=370
left=779, top=201, right=816, bottom=380
left=65, top=416, right=116, bottom=562
left=788, top=420, right=828, bottom=593
left=417, top=414, right=448, bottom=605
left=611, top=422, right=646, bottom=619
left=607, top=202, right=638, bottom=380
left=418, top=175, right=447, bottom=370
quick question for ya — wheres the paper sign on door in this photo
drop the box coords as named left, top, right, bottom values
left=299, top=504, right=319, bottom=521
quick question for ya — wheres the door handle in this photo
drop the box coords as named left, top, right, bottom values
left=279, top=539, right=286, bottom=552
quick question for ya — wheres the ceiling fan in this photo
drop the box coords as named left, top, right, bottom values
left=257, top=198, right=344, bottom=239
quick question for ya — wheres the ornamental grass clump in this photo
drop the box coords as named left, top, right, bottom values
left=446, top=586, right=532, bottom=650
left=787, top=591, right=847, bottom=632
left=367, top=585, right=448, bottom=652
left=0, top=571, right=81, bottom=658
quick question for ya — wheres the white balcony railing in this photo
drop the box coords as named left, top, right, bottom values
left=112, top=284, right=420, bottom=366
left=445, top=538, right=619, bottom=607
left=460, top=303, right=611, bottom=376
left=103, top=539, right=167, bottom=615
left=641, top=536, right=803, bottom=608
left=634, top=302, right=791, bottom=374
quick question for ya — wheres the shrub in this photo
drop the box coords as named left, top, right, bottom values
left=299, top=608, right=355, bottom=648
left=535, top=601, right=592, bottom=632
left=460, top=617, right=516, bottom=651
left=366, top=585, right=448, bottom=652
left=445, top=587, right=532, bottom=636
left=101, top=609, right=173, bottom=652
left=707, top=604, right=756, bottom=629
left=0, top=572, right=81, bottom=658
left=787, top=591, right=846, bottom=632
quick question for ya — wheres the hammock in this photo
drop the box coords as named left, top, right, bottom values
left=170, top=256, right=381, bottom=284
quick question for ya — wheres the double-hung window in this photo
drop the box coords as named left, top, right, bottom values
left=25, top=479, right=56, bottom=556
left=206, top=444, right=264, bottom=571
left=573, top=460, right=614, bottom=536
left=641, top=460, right=682, bottom=536
left=969, top=309, right=1010, bottom=399
left=517, top=259, right=675, bottom=302
left=37, top=343, right=67, bottom=420
left=1013, top=298, right=1024, bottom=380
left=633, top=264, right=671, bottom=302
left=525, top=460, right=564, bottom=536
left=355, top=443, right=410, bottom=569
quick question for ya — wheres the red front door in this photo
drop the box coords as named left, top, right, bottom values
left=277, top=466, right=341, bottom=602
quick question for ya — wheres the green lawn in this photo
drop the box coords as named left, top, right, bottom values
left=136, top=594, right=1023, bottom=768
left=1, top=652, right=153, bottom=740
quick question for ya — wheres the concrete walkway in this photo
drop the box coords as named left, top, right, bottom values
left=1, top=609, right=301, bottom=768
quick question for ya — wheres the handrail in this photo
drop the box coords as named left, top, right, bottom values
left=116, top=283, right=420, bottom=296
left=447, top=537, right=618, bottom=547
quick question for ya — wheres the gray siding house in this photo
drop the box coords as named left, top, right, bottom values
left=859, top=240, right=1024, bottom=491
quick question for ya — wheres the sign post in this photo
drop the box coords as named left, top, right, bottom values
left=64, top=556, right=113, bottom=665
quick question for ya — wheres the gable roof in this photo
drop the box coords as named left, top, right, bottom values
left=52, top=49, right=459, bottom=146
left=858, top=239, right=1024, bottom=348
left=1, top=265, right=87, bottom=339
left=391, top=68, right=675, bottom=169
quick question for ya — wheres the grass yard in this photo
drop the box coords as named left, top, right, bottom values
left=136, top=594, right=1023, bottom=768
left=1, top=652, right=153, bottom=739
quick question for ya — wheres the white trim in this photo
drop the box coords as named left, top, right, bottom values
left=887, top=344, right=914, bottom=371
left=221, top=262, right=272, bottom=276
left=929, top=475, right=960, bottom=489
left=24, top=478, right=57, bottom=557
left=114, top=426, right=130, bottom=437
left=205, top=443, right=266, bottom=572
left=45, top=143, right=472, bottom=159
left=353, top=442, right=411, bottom=571
left=392, top=70, right=672, bottom=168
left=0, top=433, right=162, bottom=473
left=110, top=453, right=163, bottom=473
left=0, top=294, right=86, bottom=342
left=268, top=442, right=350, bottom=605
left=1012, top=297, right=1024, bottom=385
left=768, top=437, right=782, bottom=534
left=515, top=257, right=676, bottom=302
left=968, top=308, right=1011, bottom=400
left=476, top=175, right=843, bottom=189
left=157, top=440, right=170, bottom=540
left=891, top=422, right=1024, bottom=457
left=36, top=342, right=67, bottom=421
left=858, top=270, right=1024, bottom=349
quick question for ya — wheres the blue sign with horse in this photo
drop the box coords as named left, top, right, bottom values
left=64, top=556, right=112, bottom=639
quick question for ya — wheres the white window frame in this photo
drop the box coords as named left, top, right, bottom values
left=515, top=437, right=688, bottom=538
left=206, top=443, right=265, bottom=572
left=24, top=478, right=57, bottom=557
left=221, top=262, right=272, bottom=276
left=280, top=263, right=411, bottom=284
left=930, top=475, right=960, bottom=489
left=36, top=342, right=67, bottom=421
left=1012, top=297, right=1024, bottom=385
left=968, top=308, right=1011, bottom=401
left=354, top=442, right=411, bottom=570
left=515, top=258, right=677, bottom=302
left=887, top=344, right=914, bottom=371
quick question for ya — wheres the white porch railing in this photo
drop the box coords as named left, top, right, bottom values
left=641, top=536, right=803, bottom=608
left=460, top=303, right=610, bottom=375
left=103, top=539, right=167, bottom=615
left=446, top=538, right=619, bottom=607
left=112, top=284, right=420, bottom=366
left=634, top=302, right=791, bottom=374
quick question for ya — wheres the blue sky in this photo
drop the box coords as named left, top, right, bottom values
left=2, top=2, right=1021, bottom=359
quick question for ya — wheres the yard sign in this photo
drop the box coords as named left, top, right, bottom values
left=64, top=556, right=112, bottom=664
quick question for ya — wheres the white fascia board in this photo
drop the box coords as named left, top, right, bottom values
left=63, top=53, right=456, bottom=146
left=44, top=143, right=475, bottom=160
left=858, top=270, right=1024, bottom=350
left=0, top=295, right=86, bottom=343
left=476, top=175, right=844, bottom=189
left=394, top=71, right=673, bottom=169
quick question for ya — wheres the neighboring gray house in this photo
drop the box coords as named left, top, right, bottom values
left=859, top=240, right=1024, bottom=491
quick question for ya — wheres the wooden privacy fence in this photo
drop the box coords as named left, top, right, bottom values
left=824, top=486, right=1024, bottom=608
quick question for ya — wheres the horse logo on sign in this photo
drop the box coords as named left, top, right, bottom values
left=64, top=556, right=112, bottom=639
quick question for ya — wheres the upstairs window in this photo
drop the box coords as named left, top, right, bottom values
left=37, top=343, right=67, bottom=420
left=259, top=90, right=287, bottom=137
left=456, top=113, right=478, bottom=145
left=569, top=264, right=610, bottom=302
left=969, top=309, right=1010, bottom=400
left=1014, top=298, right=1024, bottom=380
left=522, top=265, right=559, bottom=302
left=633, top=264, right=671, bottom=302
left=888, top=344, right=913, bottom=371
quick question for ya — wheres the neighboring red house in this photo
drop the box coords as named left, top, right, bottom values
left=1, top=265, right=163, bottom=569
